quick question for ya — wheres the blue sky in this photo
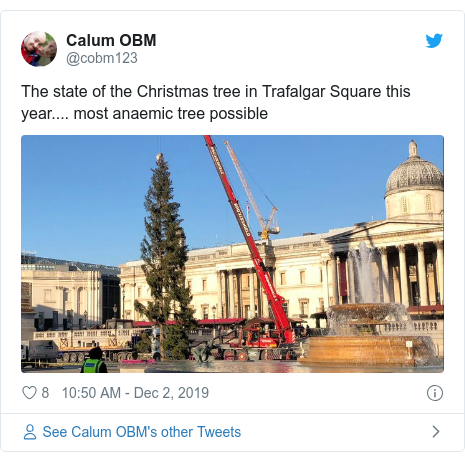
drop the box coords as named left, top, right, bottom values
left=21, top=135, right=443, bottom=267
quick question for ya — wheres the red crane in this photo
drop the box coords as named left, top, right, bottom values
left=203, top=135, right=294, bottom=348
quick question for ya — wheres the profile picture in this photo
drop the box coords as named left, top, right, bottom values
left=21, top=31, right=57, bottom=67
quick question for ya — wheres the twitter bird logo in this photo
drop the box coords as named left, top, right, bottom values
left=426, top=34, right=443, bottom=48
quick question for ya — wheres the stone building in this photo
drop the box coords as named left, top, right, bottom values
left=119, top=140, right=444, bottom=324
left=21, top=282, right=36, bottom=341
left=21, top=256, right=120, bottom=330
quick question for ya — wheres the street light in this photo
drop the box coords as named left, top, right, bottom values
left=121, top=285, right=125, bottom=317
left=113, top=304, right=118, bottom=347
left=212, top=305, right=217, bottom=338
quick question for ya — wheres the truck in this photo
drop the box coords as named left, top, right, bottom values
left=32, top=319, right=154, bottom=363
left=21, top=340, right=60, bottom=368
left=204, top=135, right=296, bottom=361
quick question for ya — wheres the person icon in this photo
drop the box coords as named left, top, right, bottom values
left=24, top=424, right=36, bottom=440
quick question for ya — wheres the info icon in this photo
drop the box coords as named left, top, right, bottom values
left=427, top=385, right=443, bottom=401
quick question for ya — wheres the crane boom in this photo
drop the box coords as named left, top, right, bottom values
left=224, top=140, right=279, bottom=240
left=224, top=141, right=266, bottom=233
left=203, top=135, right=293, bottom=344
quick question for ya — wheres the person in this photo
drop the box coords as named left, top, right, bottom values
left=306, top=325, right=311, bottom=337
left=80, top=347, right=108, bottom=373
left=21, top=31, right=46, bottom=66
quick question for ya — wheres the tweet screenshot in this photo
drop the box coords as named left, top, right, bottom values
left=1, top=1, right=464, bottom=456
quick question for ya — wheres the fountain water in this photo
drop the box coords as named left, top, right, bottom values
left=298, top=243, right=441, bottom=368
left=349, top=242, right=379, bottom=303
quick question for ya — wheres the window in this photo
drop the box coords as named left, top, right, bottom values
left=187, top=280, right=192, bottom=291
left=300, top=299, right=309, bottom=316
left=426, top=194, right=433, bottom=212
left=137, top=287, right=141, bottom=298
left=44, top=290, right=52, bottom=302
left=38, top=312, right=45, bottom=331
left=280, top=272, right=287, bottom=285
left=282, top=301, right=289, bottom=315
left=320, top=268, right=323, bottom=283
left=125, top=310, right=132, bottom=319
left=300, top=271, right=306, bottom=284
left=401, top=197, right=408, bottom=214
left=202, top=305, right=209, bottom=319
left=202, top=279, right=207, bottom=291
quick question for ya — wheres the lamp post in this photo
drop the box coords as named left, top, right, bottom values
left=212, top=305, right=217, bottom=338
left=84, top=310, right=88, bottom=329
left=415, top=293, right=420, bottom=317
left=70, top=309, right=74, bottom=348
left=121, top=285, right=125, bottom=319
left=113, top=304, right=118, bottom=345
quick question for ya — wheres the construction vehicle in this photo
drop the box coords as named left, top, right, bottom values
left=204, top=135, right=295, bottom=361
left=33, top=319, right=156, bottom=363
left=224, top=140, right=280, bottom=240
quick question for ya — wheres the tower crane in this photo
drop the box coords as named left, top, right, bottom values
left=224, top=141, right=280, bottom=240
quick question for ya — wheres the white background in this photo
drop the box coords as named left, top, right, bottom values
left=1, top=1, right=464, bottom=457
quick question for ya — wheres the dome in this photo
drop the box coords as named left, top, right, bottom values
left=385, top=140, right=444, bottom=197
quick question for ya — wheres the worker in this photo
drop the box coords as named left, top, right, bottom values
left=80, top=347, right=108, bottom=373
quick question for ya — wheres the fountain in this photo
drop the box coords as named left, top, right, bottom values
left=298, top=243, right=441, bottom=368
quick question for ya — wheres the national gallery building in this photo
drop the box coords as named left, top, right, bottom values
left=119, top=140, right=444, bottom=325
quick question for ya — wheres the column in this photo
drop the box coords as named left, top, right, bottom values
left=389, top=263, right=397, bottom=303
left=236, top=270, right=242, bottom=317
left=347, top=256, right=355, bottom=304
left=249, top=268, right=255, bottom=319
left=86, top=277, right=92, bottom=326
left=435, top=241, right=444, bottom=304
left=321, top=259, right=330, bottom=309
left=216, top=270, right=223, bottom=318
left=260, top=278, right=269, bottom=318
left=256, top=278, right=262, bottom=317
left=330, top=252, right=340, bottom=305
left=397, top=244, right=409, bottom=306
left=228, top=270, right=236, bottom=317
left=55, top=286, right=64, bottom=318
left=415, top=242, right=429, bottom=306
left=70, top=286, right=76, bottom=316
left=379, top=247, right=391, bottom=303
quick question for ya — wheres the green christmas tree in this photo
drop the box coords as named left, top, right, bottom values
left=135, top=153, right=196, bottom=359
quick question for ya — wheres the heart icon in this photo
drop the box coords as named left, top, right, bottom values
left=22, top=386, right=37, bottom=399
